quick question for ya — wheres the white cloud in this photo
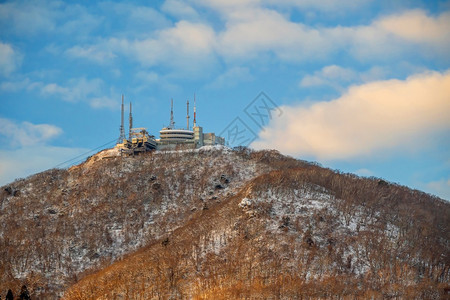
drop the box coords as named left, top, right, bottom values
left=41, top=77, right=102, bottom=101
left=265, top=0, right=372, bottom=12
left=38, top=77, right=120, bottom=109
left=0, top=0, right=57, bottom=35
left=300, top=65, right=358, bottom=88
left=207, top=66, right=253, bottom=89
left=41, top=83, right=70, bottom=97
left=377, top=10, right=450, bottom=46
left=252, top=70, right=450, bottom=160
left=0, top=118, right=62, bottom=147
left=217, top=8, right=329, bottom=62
left=0, top=78, right=36, bottom=92
left=61, top=6, right=449, bottom=75
left=354, top=168, right=374, bottom=177
left=58, top=6, right=102, bottom=36
left=0, top=0, right=101, bottom=37
left=135, top=71, right=159, bottom=83
left=0, top=145, right=88, bottom=186
left=63, top=19, right=218, bottom=75
left=0, top=118, right=90, bottom=186
left=424, top=178, right=450, bottom=200
left=0, top=42, right=21, bottom=76
left=300, top=65, right=387, bottom=90
left=215, top=8, right=450, bottom=63
left=108, top=20, right=218, bottom=75
left=332, top=10, right=450, bottom=61
left=162, top=0, right=199, bottom=19
left=192, top=0, right=260, bottom=12
left=90, top=96, right=117, bottom=109
left=65, top=45, right=116, bottom=63
left=108, top=3, right=171, bottom=31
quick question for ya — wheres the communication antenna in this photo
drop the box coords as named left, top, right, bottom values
left=193, top=93, right=197, bottom=127
left=169, top=98, right=175, bottom=129
left=186, top=99, right=190, bottom=130
left=129, top=102, right=133, bottom=140
left=117, top=94, right=126, bottom=143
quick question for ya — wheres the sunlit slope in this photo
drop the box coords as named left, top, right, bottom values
left=1, top=147, right=285, bottom=297
left=64, top=150, right=449, bottom=299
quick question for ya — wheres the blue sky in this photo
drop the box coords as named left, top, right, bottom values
left=0, top=0, right=449, bottom=200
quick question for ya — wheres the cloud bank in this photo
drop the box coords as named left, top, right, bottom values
left=299, top=65, right=387, bottom=91
left=0, top=118, right=87, bottom=186
left=0, top=42, right=21, bottom=76
left=0, top=118, right=62, bottom=147
left=63, top=8, right=450, bottom=73
left=252, top=70, right=450, bottom=160
left=0, top=145, right=88, bottom=186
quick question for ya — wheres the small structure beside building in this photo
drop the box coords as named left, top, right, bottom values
left=115, top=95, right=157, bottom=155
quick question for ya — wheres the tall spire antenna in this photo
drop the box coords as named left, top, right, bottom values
left=129, top=102, right=133, bottom=140
left=117, top=94, right=126, bottom=143
left=169, top=98, right=175, bottom=129
left=186, top=99, right=190, bottom=130
left=193, top=93, right=197, bottom=127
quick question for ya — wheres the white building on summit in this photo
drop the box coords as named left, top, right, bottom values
left=156, top=96, right=225, bottom=150
left=116, top=95, right=225, bottom=154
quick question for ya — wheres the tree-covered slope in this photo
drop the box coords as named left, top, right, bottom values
left=1, top=147, right=448, bottom=299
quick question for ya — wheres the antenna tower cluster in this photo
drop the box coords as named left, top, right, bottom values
left=117, top=94, right=126, bottom=144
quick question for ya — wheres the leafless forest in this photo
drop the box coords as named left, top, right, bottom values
left=1, top=147, right=448, bottom=299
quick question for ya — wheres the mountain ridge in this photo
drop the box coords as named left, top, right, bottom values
left=1, top=146, right=448, bottom=299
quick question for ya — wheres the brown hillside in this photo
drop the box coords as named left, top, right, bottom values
left=0, top=147, right=279, bottom=297
left=65, top=149, right=449, bottom=299
left=1, top=146, right=448, bottom=299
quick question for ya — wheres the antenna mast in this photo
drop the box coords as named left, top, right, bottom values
left=186, top=99, right=190, bottom=130
left=193, top=93, right=197, bottom=127
left=169, top=98, right=175, bottom=129
left=117, top=94, right=126, bottom=143
left=129, top=102, right=133, bottom=140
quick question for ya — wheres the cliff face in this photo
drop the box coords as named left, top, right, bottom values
left=1, top=147, right=449, bottom=299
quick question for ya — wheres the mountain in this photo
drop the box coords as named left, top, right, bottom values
left=1, top=146, right=449, bottom=299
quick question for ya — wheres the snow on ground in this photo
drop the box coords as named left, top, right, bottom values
left=154, top=144, right=231, bottom=155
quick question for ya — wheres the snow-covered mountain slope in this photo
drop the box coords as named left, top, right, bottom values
left=65, top=163, right=449, bottom=299
left=1, top=147, right=449, bottom=299
left=0, top=147, right=281, bottom=297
